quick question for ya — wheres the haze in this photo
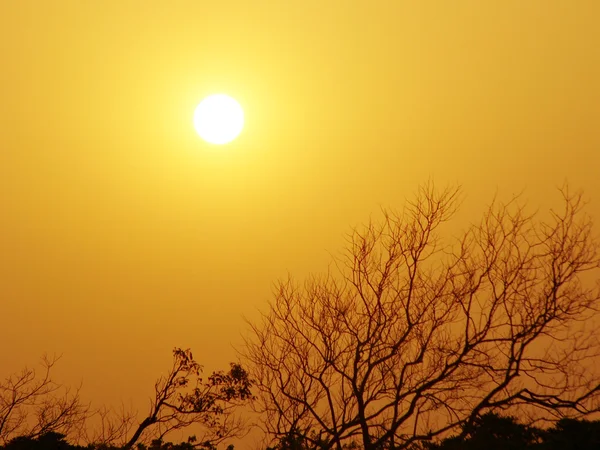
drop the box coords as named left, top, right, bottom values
left=0, top=0, right=599, bottom=440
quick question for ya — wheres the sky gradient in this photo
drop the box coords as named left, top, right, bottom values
left=1, top=0, right=599, bottom=435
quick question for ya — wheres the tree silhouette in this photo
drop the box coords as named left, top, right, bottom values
left=1, top=431, right=85, bottom=450
left=424, top=412, right=600, bottom=450
left=0, top=349, right=253, bottom=449
left=538, top=416, right=600, bottom=450
left=134, top=438, right=196, bottom=450
left=0, top=431, right=199, bottom=449
left=83, top=404, right=137, bottom=447
left=0, top=355, right=90, bottom=445
left=244, top=183, right=600, bottom=450
left=123, top=348, right=253, bottom=449
left=424, top=413, right=540, bottom=450
left=266, top=426, right=330, bottom=450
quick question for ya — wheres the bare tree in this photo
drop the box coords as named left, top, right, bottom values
left=244, top=183, right=600, bottom=450
left=124, top=348, right=253, bottom=449
left=82, top=403, right=138, bottom=447
left=0, top=354, right=90, bottom=445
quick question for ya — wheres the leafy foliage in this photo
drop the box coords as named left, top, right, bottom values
left=425, top=412, right=600, bottom=450
left=124, top=348, right=253, bottom=449
left=0, top=350, right=252, bottom=450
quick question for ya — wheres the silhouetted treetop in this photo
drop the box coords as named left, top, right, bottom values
left=425, top=412, right=600, bottom=450
left=244, top=182, right=600, bottom=450
left=123, top=348, right=253, bottom=449
left=0, top=349, right=252, bottom=450
left=0, top=355, right=90, bottom=445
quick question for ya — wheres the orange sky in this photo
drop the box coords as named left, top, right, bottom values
left=1, top=0, right=599, bottom=441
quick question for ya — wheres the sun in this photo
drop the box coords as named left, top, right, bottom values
left=193, top=94, right=244, bottom=145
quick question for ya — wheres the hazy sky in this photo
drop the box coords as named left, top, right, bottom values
left=1, top=0, right=599, bottom=432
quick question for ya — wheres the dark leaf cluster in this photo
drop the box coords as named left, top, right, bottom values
left=424, top=412, right=600, bottom=450
left=269, top=413, right=600, bottom=450
left=0, top=432, right=228, bottom=450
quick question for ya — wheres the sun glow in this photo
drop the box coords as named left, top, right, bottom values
left=193, top=94, right=244, bottom=145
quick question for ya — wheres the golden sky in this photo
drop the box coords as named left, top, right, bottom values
left=1, top=0, right=599, bottom=426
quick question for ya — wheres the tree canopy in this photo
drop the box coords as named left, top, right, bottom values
left=0, top=349, right=253, bottom=450
left=2, top=183, right=600, bottom=450
left=244, top=183, right=600, bottom=450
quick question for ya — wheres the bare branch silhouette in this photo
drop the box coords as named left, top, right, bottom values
left=244, top=182, right=600, bottom=450
left=80, top=403, right=137, bottom=447
left=0, top=354, right=90, bottom=445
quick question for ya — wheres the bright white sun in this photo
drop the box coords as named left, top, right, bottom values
left=193, top=94, right=244, bottom=145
